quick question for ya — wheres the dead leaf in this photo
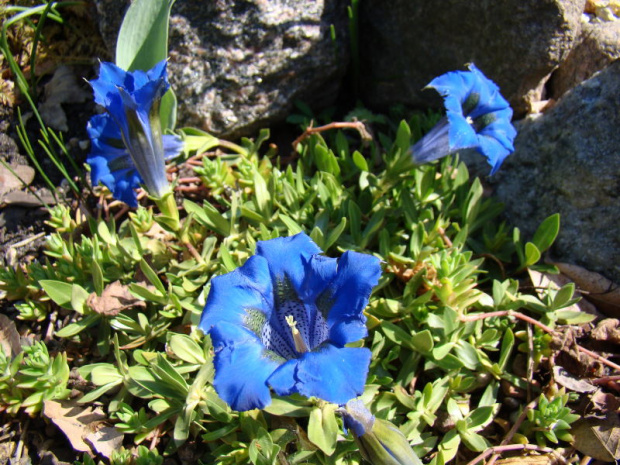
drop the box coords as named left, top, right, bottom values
left=552, top=326, right=604, bottom=377
left=43, top=399, right=106, bottom=453
left=0, top=314, right=21, bottom=358
left=553, top=366, right=597, bottom=393
left=589, top=390, right=620, bottom=414
left=572, top=412, right=620, bottom=461
left=83, top=423, right=124, bottom=459
left=591, top=319, right=620, bottom=345
left=0, top=164, right=35, bottom=196
left=550, top=261, right=620, bottom=318
left=87, top=281, right=146, bottom=316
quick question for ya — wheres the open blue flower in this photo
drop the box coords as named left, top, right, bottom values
left=199, top=233, right=381, bottom=412
left=410, top=64, right=517, bottom=175
left=86, top=60, right=182, bottom=206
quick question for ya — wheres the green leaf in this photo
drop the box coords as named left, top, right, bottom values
left=532, top=213, right=560, bottom=253
left=554, top=310, right=596, bottom=324
left=139, top=259, right=166, bottom=295
left=454, top=341, right=480, bottom=370
left=553, top=282, right=575, bottom=308
left=91, top=260, right=104, bottom=296
left=249, top=427, right=280, bottom=465
left=411, top=330, right=434, bottom=354
left=279, top=214, right=303, bottom=235
left=324, top=217, right=347, bottom=251
left=168, top=334, right=206, bottom=365
left=524, top=242, right=541, bottom=267
left=352, top=150, right=368, bottom=171
left=460, top=431, right=488, bottom=452
left=394, top=120, right=411, bottom=154
left=184, top=199, right=230, bottom=236
left=160, top=88, right=177, bottom=131
left=180, top=127, right=220, bottom=153
left=308, top=404, right=338, bottom=456
left=467, top=406, right=495, bottom=430
left=115, top=0, right=175, bottom=72
left=70, top=284, right=90, bottom=314
left=498, top=328, right=514, bottom=371
left=263, top=396, right=312, bottom=418
left=40, top=280, right=73, bottom=309
left=253, top=168, right=271, bottom=218
left=55, top=313, right=101, bottom=338
left=381, top=321, right=416, bottom=351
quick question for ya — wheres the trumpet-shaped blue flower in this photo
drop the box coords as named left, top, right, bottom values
left=411, top=64, right=517, bottom=175
left=86, top=60, right=182, bottom=206
left=199, top=233, right=381, bottom=412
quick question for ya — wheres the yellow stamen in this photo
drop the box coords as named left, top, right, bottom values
left=285, top=315, right=309, bottom=353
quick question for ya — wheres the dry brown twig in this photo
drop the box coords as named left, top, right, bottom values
left=291, top=120, right=372, bottom=150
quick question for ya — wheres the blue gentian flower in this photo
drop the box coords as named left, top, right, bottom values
left=199, top=233, right=381, bottom=412
left=86, top=60, right=183, bottom=206
left=410, top=64, right=517, bottom=175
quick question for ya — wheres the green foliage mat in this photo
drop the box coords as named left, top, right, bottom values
left=0, top=115, right=594, bottom=464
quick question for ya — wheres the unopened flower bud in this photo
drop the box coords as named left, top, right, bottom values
left=342, top=399, right=422, bottom=465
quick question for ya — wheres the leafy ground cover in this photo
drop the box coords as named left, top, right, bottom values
left=1, top=2, right=619, bottom=465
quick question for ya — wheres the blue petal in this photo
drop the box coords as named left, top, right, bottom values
left=86, top=114, right=141, bottom=207
left=199, top=255, right=274, bottom=334
left=428, top=70, right=477, bottom=115
left=446, top=111, right=478, bottom=152
left=326, top=251, right=382, bottom=346
left=256, top=233, right=322, bottom=293
left=299, top=254, right=338, bottom=302
left=467, top=64, right=509, bottom=118
left=410, top=117, right=453, bottom=165
left=163, top=134, right=184, bottom=161
left=475, top=135, right=512, bottom=175
left=210, top=321, right=282, bottom=411
left=267, top=344, right=371, bottom=405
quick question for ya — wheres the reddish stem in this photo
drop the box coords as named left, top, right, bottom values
left=291, top=120, right=372, bottom=149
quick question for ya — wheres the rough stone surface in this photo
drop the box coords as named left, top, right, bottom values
left=481, top=61, right=620, bottom=283
left=549, top=18, right=620, bottom=99
left=92, top=0, right=349, bottom=138
left=358, top=0, right=585, bottom=116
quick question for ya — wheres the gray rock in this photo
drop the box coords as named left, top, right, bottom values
left=92, top=0, right=349, bottom=138
left=549, top=18, right=620, bottom=99
left=358, top=0, right=585, bottom=116
left=485, top=61, right=620, bottom=283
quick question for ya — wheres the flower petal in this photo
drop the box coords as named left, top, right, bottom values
left=210, top=321, right=282, bottom=411
left=86, top=114, right=141, bottom=207
left=446, top=111, right=478, bottom=152
left=256, top=233, right=322, bottom=292
left=163, top=134, right=184, bottom=160
left=428, top=70, right=477, bottom=115
left=326, top=251, right=381, bottom=345
left=199, top=255, right=274, bottom=335
left=267, top=344, right=371, bottom=405
left=299, top=254, right=338, bottom=302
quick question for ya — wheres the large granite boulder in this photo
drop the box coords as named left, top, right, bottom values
left=486, top=61, right=620, bottom=284
left=548, top=18, right=620, bottom=99
left=358, top=0, right=585, bottom=116
left=93, top=0, right=349, bottom=138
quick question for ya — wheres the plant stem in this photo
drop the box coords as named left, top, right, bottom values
left=466, top=443, right=566, bottom=465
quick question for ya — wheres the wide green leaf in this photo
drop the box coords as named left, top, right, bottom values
left=115, top=0, right=175, bottom=72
